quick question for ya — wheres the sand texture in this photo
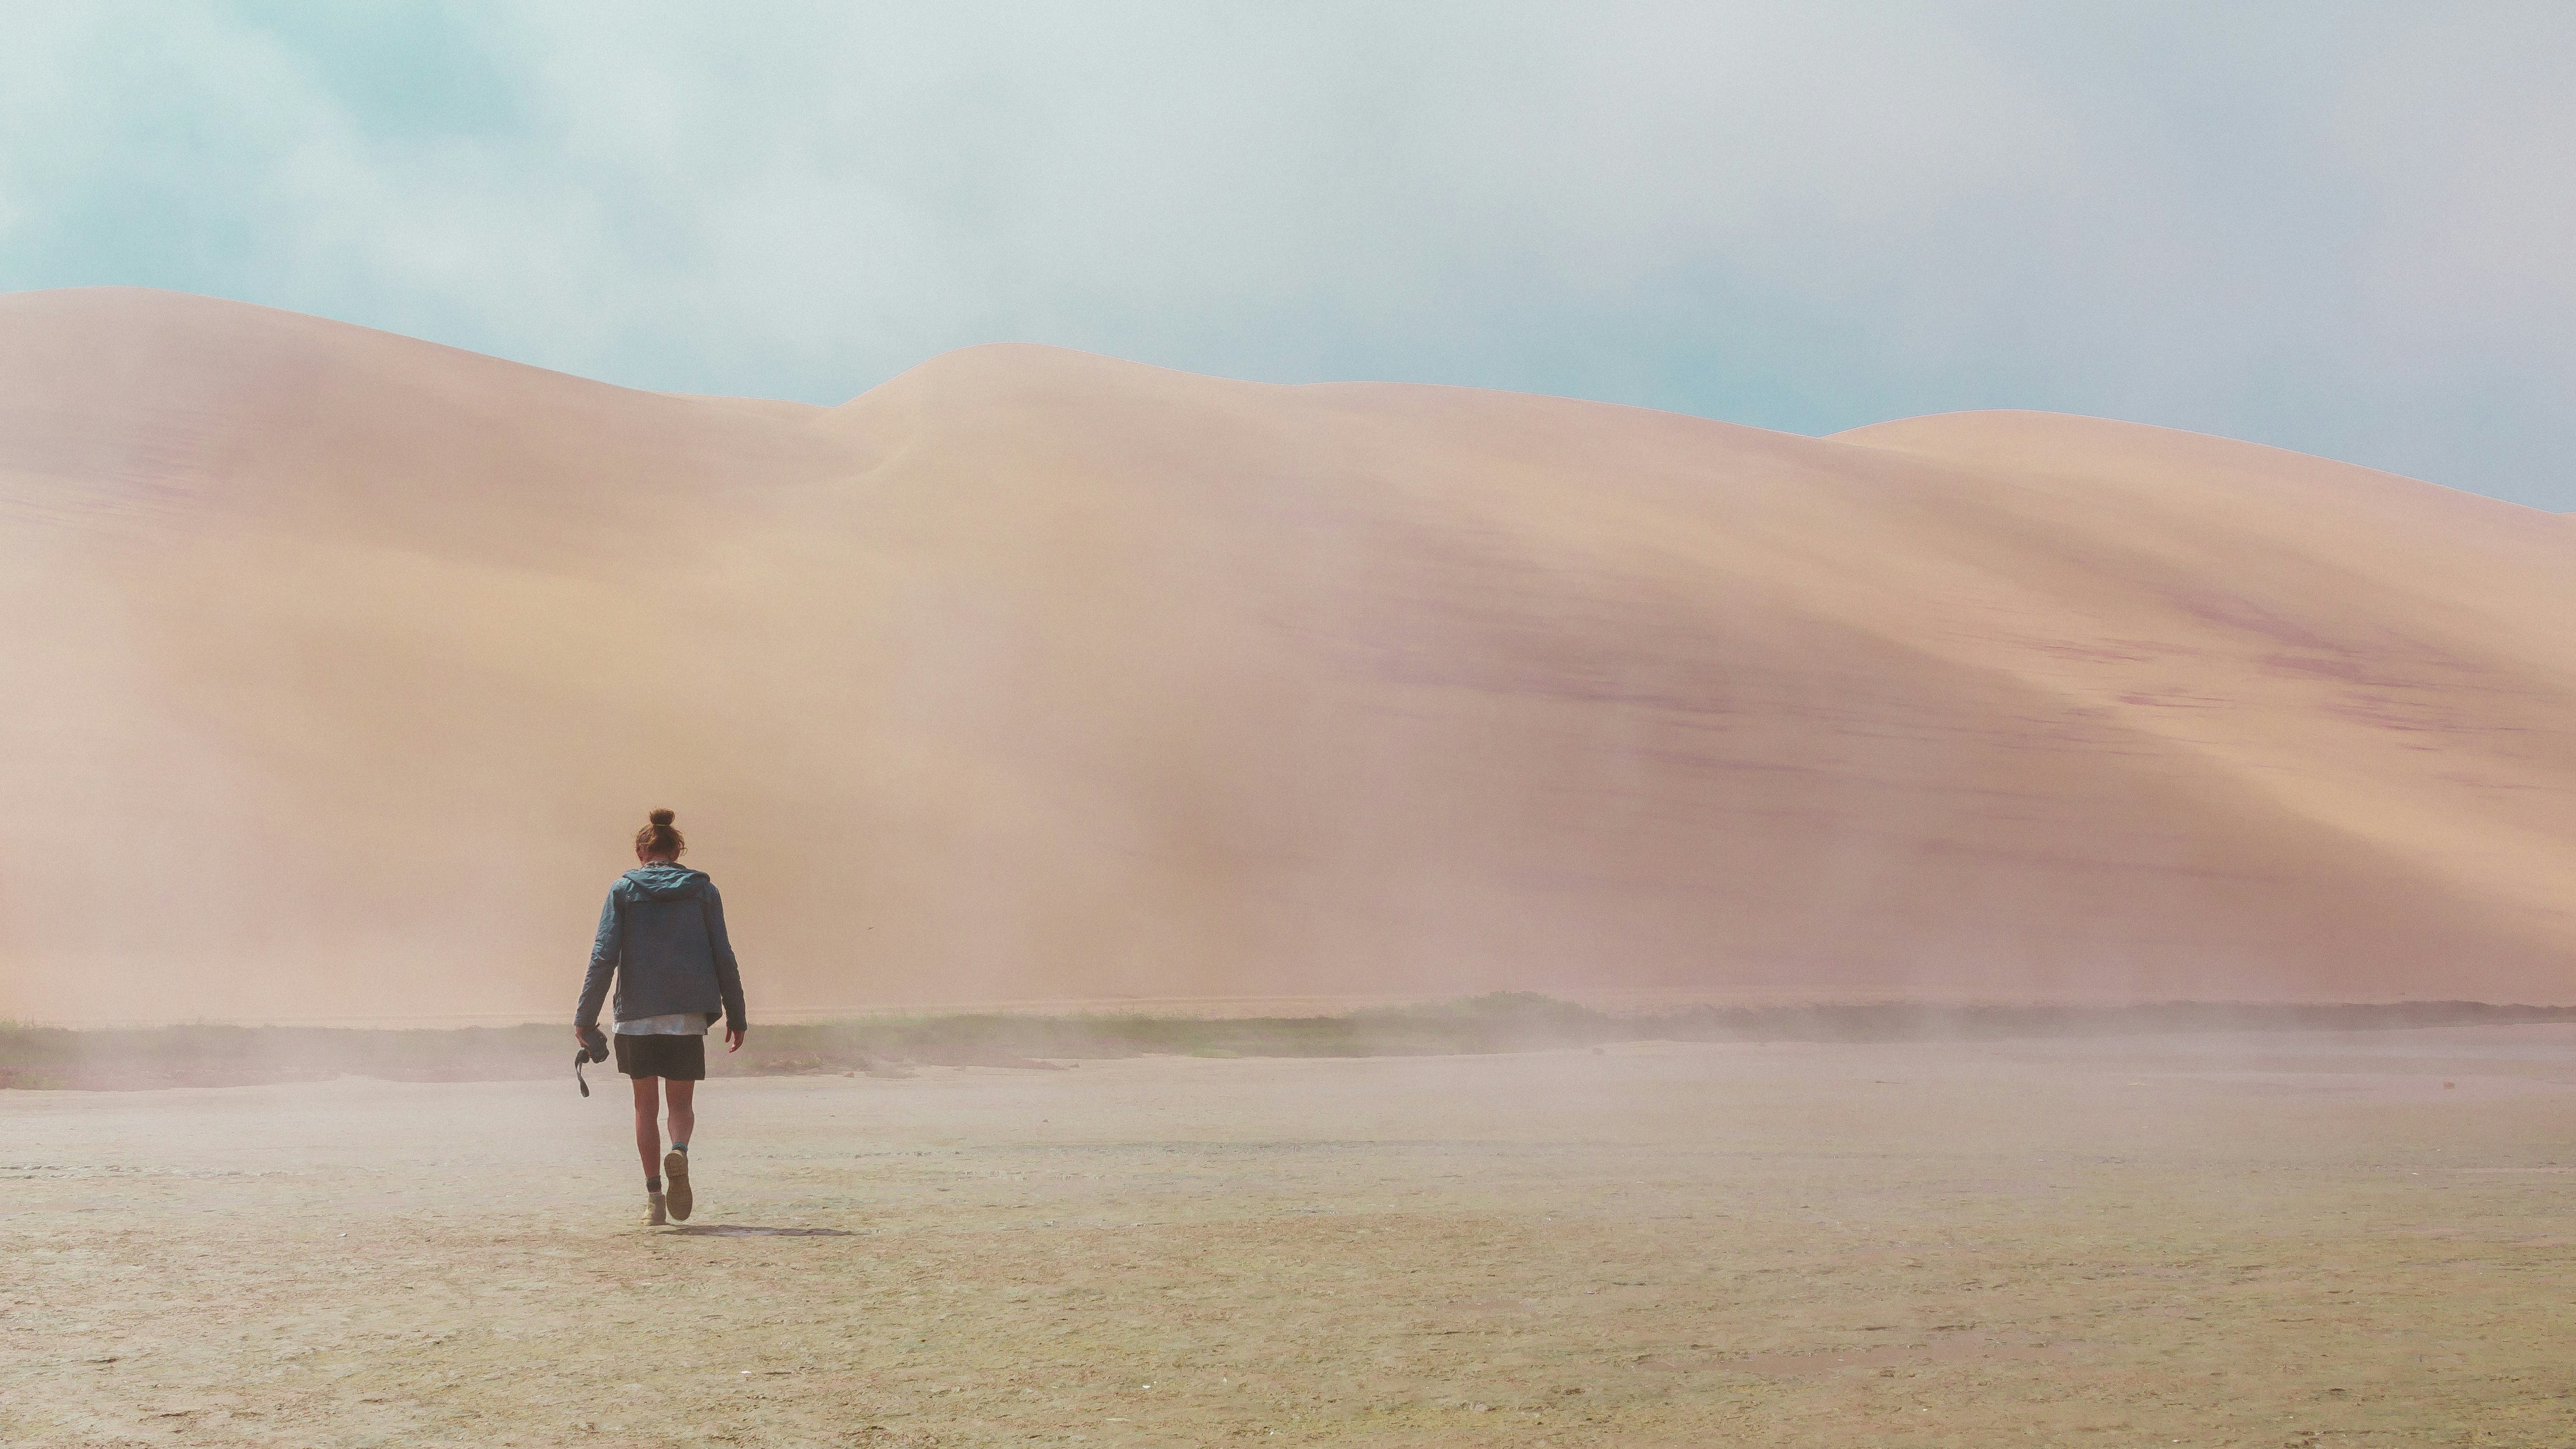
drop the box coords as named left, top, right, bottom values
left=8, top=1037, right=2576, bottom=1446
left=2, top=287, right=2572, bottom=1021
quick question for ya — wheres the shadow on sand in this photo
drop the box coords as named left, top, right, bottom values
left=665, top=1224, right=854, bottom=1237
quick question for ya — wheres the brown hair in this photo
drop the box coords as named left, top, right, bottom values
left=634, top=807, right=685, bottom=860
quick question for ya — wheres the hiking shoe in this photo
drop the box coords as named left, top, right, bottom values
left=663, top=1150, right=693, bottom=1222
left=645, top=1191, right=668, bottom=1227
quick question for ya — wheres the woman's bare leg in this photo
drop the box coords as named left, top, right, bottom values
left=630, top=1075, right=663, bottom=1184
left=663, top=1078, right=696, bottom=1149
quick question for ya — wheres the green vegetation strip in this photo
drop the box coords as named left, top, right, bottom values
left=4, top=993, right=2571, bottom=1090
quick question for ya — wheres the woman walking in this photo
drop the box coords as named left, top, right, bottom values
left=574, top=808, right=748, bottom=1226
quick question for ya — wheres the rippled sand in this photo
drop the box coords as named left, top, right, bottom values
left=8, top=1030, right=2576, bottom=1446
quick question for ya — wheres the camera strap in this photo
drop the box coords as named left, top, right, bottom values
left=574, top=1024, right=610, bottom=1096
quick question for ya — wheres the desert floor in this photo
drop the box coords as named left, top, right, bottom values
left=7, top=1030, right=2576, bottom=1447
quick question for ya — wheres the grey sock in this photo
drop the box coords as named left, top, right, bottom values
left=647, top=1177, right=662, bottom=1192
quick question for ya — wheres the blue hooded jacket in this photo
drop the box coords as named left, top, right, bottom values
left=574, top=863, right=748, bottom=1033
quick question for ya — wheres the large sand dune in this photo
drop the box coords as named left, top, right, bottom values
left=1, top=288, right=2569, bottom=1024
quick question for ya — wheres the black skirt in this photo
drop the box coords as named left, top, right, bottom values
left=613, top=1032, right=707, bottom=1081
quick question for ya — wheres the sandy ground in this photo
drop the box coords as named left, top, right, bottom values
left=7, top=1032, right=2576, bottom=1448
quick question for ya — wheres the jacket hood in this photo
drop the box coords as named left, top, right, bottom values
left=621, top=863, right=711, bottom=901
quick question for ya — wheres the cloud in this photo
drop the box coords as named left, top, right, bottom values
left=2, top=1, right=2571, bottom=506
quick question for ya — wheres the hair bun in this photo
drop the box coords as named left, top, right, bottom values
left=647, top=808, right=676, bottom=827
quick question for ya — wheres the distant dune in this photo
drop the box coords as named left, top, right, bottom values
left=1, top=287, right=2569, bottom=1025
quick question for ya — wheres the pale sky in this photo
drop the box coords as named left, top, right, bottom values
left=4, top=2, right=2571, bottom=508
